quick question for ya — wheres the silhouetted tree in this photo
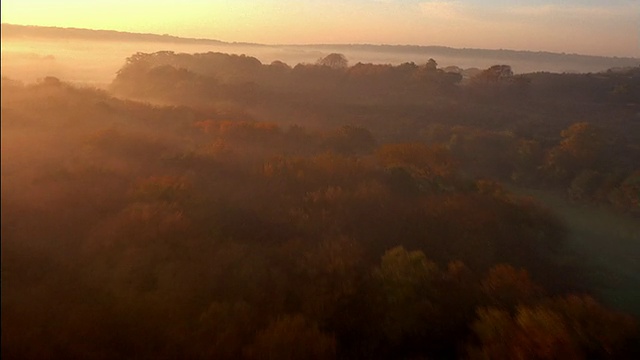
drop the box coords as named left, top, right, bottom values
left=317, top=53, right=348, bottom=69
left=425, top=58, right=438, bottom=71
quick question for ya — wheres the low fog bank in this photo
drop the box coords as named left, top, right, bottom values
left=2, top=30, right=638, bottom=86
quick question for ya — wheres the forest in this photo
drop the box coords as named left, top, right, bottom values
left=2, top=51, right=640, bottom=359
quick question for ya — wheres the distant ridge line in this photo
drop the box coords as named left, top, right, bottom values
left=2, top=23, right=639, bottom=63
left=0, top=23, right=228, bottom=45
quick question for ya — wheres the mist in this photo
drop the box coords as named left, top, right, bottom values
left=2, top=24, right=640, bottom=360
left=2, top=25, right=638, bottom=86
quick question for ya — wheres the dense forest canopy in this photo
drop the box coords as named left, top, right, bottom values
left=2, top=49, right=640, bottom=359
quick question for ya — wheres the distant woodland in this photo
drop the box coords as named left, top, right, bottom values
left=2, top=50, right=640, bottom=359
left=3, top=24, right=639, bottom=75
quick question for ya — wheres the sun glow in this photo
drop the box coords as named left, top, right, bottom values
left=2, top=0, right=639, bottom=57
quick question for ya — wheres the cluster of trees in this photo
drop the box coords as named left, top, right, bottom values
left=419, top=121, right=639, bottom=213
left=110, top=51, right=640, bottom=213
left=2, top=75, right=639, bottom=359
left=110, top=52, right=466, bottom=106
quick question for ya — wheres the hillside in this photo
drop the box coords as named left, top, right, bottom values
left=1, top=23, right=226, bottom=45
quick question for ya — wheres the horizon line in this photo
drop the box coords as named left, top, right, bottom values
left=3, top=23, right=639, bottom=61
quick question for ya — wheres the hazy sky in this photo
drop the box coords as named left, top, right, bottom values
left=2, top=0, right=639, bottom=57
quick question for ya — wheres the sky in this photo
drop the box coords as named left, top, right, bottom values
left=2, top=0, right=639, bottom=57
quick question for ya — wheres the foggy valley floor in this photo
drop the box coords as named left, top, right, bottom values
left=2, top=43, right=640, bottom=359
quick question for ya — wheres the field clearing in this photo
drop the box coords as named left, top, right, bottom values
left=514, top=187, right=640, bottom=315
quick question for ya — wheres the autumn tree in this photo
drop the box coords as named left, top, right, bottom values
left=322, top=125, right=376, bottom=155
left=298, top=237, right=365, bottom=322
left=469, top=305, right=582, bottom=359
left=196, top=301, right=256, bottom=359
left=481, top=264, right=544, bottom=309
left=244, top=314, right=336, bottom=360
left=543, top=122, right=607, bottom=182
left=468, top=295, right=639, bottom=359
left=376, top=143, right=457, bottom=182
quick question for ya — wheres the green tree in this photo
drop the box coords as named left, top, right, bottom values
left=373, top=247, right=439, bottom=345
